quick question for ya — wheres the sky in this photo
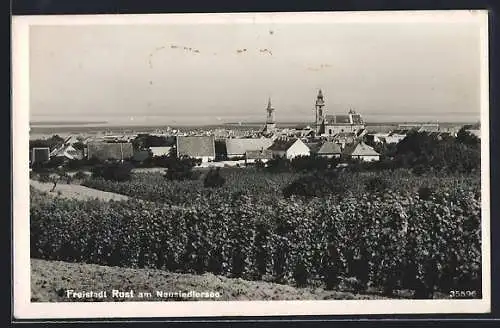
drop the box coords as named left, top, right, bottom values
left=28, top=12, right=485, bottom=125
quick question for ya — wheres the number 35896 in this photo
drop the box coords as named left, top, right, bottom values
left=449, top=290, right=477, bottom=298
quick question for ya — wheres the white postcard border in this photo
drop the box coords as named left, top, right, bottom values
left=12, top=10, right=491, bottom=319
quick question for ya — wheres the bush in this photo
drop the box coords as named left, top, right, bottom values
left=38, top=172, right=51, bottom=183
left=91, top=162, right=133, bottom=182
left=203, top=168, right=226, bottom=188
left=164, top=156, right=198, bottom=181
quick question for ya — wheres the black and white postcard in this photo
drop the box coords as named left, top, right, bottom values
left=12, top=10, right=490, bottom=319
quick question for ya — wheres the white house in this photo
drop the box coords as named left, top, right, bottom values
left=343, top=141, right=380, bottom=162
left=149, top=146, right=172, bottom=157
left=245, top=149, right=273, bottom=164
left=268, top=138, right=310, bottom=159
left=385, top=130, right=409, bottom=144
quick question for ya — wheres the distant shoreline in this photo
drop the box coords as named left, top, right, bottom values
left=28, top=121, right=476, bottom=137
left=30, top=121, right=109, bottom=126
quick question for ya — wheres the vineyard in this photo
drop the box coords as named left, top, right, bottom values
left=81, top=169, right=479, bottom=206
left=31, top=169, right=482, bottom=298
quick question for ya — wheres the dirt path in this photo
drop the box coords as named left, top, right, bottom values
left=31, top=258, right=392, bottom=302
left=30, top=180, right=129, bottom=202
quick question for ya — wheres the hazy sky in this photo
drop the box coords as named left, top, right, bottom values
left=28, top=13, right=484, bottom=125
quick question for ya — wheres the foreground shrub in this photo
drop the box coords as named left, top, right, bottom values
left=91, top=161, right=133, bottom=182
left=165, top=156, right=198, bottom=181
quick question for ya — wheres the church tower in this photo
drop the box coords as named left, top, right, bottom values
left=264, top=97, right=276, bottom=133
left=315, top=89, right=326, bottom=134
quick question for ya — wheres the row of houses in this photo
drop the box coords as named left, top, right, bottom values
left=30, top=135, right=381, bottom=166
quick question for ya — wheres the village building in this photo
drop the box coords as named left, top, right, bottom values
left=176, top=136, right=215, bottom=163
left=315, top=141, right=342, bottom=158
left=313, top=89, right=365, bottom=137
left=384, top=129, right=409, bottom=144
left=245, top=149, right=274, bottom=164
left=225, top=137, right=274, bottom=158
left=149, top=146, right=172, bottom=157
left=343, top=141, right=380, bottom=162
left=371, top=132, right=391, bottom=143
left=332, top=132, right=358, bottom=149
left=87, top=142, right=134, bottom=161
left=268, top=138, right=310, bottom=159
left=50, top=144, right=84, bottom=160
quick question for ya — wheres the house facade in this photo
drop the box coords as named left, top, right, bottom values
left=316, top=141, right=342, bottom=158
left=245, top=149, right=273, bottom=164
left=268, top=138, right=310, bottom=159
left=343, top=141, right=380, bottom=162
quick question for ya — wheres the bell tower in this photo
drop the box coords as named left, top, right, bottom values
left=315, top=89, right=326, bottom=134
left=264, top=97, right=276, bottom=133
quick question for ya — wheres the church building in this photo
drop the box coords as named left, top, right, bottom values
left=314, top=89, right=365, bottom=136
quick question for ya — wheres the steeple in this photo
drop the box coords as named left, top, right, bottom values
left=263, top=97, right=276, bottom=134
left=315, top=89, right=325, bottom=129
left=266, top=97, right=275, bottom=123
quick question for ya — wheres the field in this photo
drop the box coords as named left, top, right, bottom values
left=32, top=258, right=406, bottom=302
left=30, top=167, right=482, bottom=300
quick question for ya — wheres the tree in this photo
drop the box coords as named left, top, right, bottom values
left=92, top=161, right=133, bottom=182
left=393, top=131, right=480, bottom=173
left=164, top=156, right=198, bottom=181
left=132, top=134, right=174, bottom=151
left=456, top=127, right=480, bottom=148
